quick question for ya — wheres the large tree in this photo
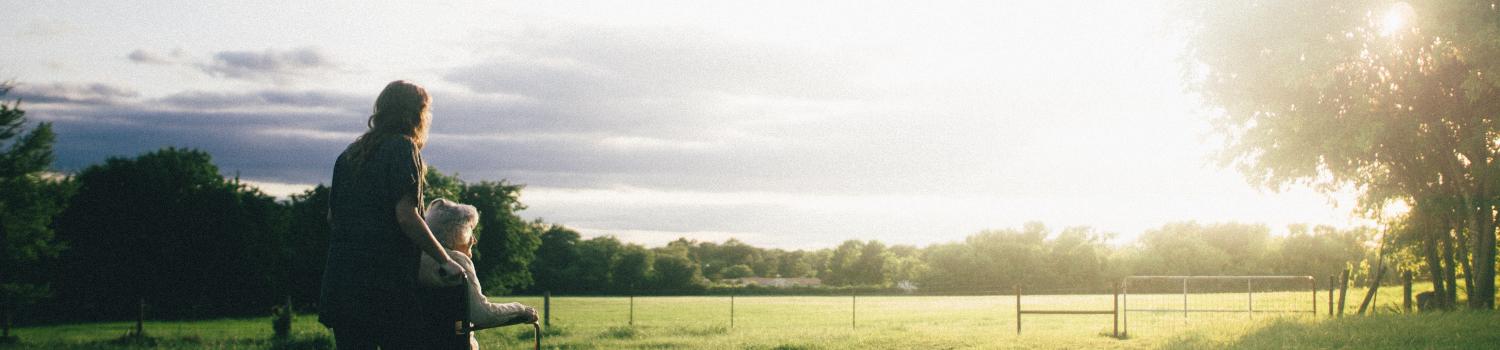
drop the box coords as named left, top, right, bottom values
left=53, top=148, right=285, bottom=319
left=1182, top=0, right=1500, bottom=308
left=0, top=83, right=73, bottom=338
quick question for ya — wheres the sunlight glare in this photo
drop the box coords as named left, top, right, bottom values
left=1381, top=2, right=1415, bottom=37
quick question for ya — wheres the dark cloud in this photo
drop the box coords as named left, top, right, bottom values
left=37, top=101, right=361, bottom=183
left=9, top=82, right=140, bottom=105
left=157, top=90, right=366, bottom=112
left=201, top=47, right=334, bottom=80
left=15, top=81, right=365, bottom=183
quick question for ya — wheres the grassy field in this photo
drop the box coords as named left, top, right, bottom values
left=4, top=285, right=1497, bottom=349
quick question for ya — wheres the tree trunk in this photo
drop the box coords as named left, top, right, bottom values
left=1456, top=227, right=1474, bottom=300
left=1440, top=227, right=1460, bottom=306
left=1424, top=228, right=1450, bottom=308
left=1358, top=257, right=1387, bottom=315
left=1357, top=233, right=1392, bottom=315
left=1469, top=202, right=1496, bottom=310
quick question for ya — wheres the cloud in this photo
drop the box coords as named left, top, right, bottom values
left=127, top=49, right=186, bottom=65
left=199, top=47, right=337, bottom=81
left=156, top=89, right=366, bottom=112
left=446, top=27, right=866, bottom=101
left=14, top=81, right=366, bottom=183
left=9, top=82, right=140, bottom=105
left=37, top=103, right=358, bottom=183
left=126, top=47, right=339, bottom=82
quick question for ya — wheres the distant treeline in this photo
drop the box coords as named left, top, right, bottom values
left=10, top=146, right=1382, bottom=323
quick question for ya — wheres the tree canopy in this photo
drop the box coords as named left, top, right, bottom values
left=1181, top=0, right=1500, bottom=309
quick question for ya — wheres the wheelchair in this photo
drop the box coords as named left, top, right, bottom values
left=418, top=275, right=541, bottom=350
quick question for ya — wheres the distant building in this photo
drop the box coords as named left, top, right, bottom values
left=726, top=277, right=823, bottom=288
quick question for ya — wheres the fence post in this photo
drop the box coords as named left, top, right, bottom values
left=1337, top=269, right=1350, bottom=317
left=629, top=295, right=634, bottom=326
left=1112, top=283, right=1119, bottom=338
left=1247, top=279, right=1253, bottom=319
left=1015, top=285, right=1021, bottom=334
left=135, top=298, right=145, bottom=337
left=1310, top=277, right=1317, bottom=318
left=730, top=294, right=735, bottom=329
left=1122, top=279, right=1129, bottom=338
left=1181, top=278, right=1188, bottom=322
left=1327, top=275, right=1335, bottom=316
left=851, top=293, right=857, bottom=329
left=1402, top=270, right=1413, bottom=313
left=543, top=292, right=551, bottom=327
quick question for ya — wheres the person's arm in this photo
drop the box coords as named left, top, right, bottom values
left=395, top=192, right=464, bottom=281
left=455, top=254, right=537, bottom=328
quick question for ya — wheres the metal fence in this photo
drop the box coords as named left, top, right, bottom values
left=514, top=276, right=1319, bottom=336
left=1121, top=276, right=1318, bottom=337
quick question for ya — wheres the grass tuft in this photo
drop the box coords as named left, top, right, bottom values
left=602, top=325, right=641, bottom=339
left=677, top=325, right=729, bottom=336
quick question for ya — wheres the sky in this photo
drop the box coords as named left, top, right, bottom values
left=2, top=0, right=1369, bottom=249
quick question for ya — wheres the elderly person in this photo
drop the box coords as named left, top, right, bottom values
left=419, top=198, right=539, bottom=348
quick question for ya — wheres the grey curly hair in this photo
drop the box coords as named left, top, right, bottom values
left=425, top=198, right=479, bottom=249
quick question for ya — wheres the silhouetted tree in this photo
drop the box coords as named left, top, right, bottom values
left=0, top=83, right=74, bottom=338
left=53, top=148, right=285, bottom=319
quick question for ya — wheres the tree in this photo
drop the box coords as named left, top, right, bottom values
left=1044, top=227, right=1109, bottom=290
left=1134, top=222, right=1234, bottom=276
left=777, top=250, right=814, bottom=278
left=530, top=224, right=580, bottom=292
left=919, top=224, right=1047, bottom=292
left=574, top=236, right=622, bottom=292
left=0, top=83, right=73, bottom=338
left=52, top=148, right=285, bottom=319
left=651, top=253, right=705, bottom=291
left=1182, top=0, right=1500, bottom=309
left=852, top=241, right=890, bottom=286
left=422, top=166, right=464, bottom=203
left=823, top=240, right=863, bottom=286
left=721, top=264, right=754, bottom=279
left=281, top=185, right=330, bottom=307
left=612, top=245, right=653, bottom=291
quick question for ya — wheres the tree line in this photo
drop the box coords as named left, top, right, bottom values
left=2, top=85, right=1381, bottom=331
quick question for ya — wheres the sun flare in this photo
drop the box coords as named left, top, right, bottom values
left=1381, top=2, right=1415, bottom=37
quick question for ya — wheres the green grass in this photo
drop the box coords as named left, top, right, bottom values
left=1161, top=312, right=1500, bottom=349
left=3, top=285, right=1494, bottom=349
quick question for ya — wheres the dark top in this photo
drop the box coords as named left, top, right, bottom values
left=319, top=134, right=424, bottom=330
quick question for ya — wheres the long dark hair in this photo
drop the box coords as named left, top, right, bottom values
left=346, top=80, right=431, bottom=180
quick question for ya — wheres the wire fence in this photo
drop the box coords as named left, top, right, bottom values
left=500, top=277, right=1320, bottom=336
left=1121, top=276, right=1318, bottom=336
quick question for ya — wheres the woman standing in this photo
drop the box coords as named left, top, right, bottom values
left=321, top=80, right=465, bottom=349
